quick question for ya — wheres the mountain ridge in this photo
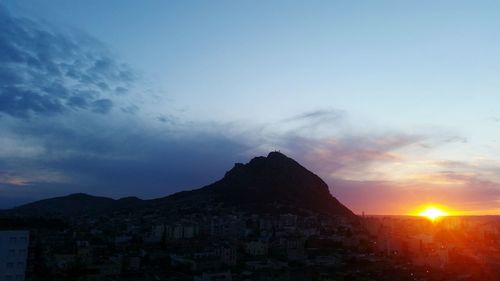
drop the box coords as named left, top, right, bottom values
left=4, top=152, right=355, bottom=218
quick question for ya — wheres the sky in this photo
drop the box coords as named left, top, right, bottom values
left=1, top=0, right=500, bottom=215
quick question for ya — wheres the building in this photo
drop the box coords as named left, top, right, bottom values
left=193, top=271, right=232, bottom=281
left=166, top=221, right=200, bottom=240
left=0, top=231, right=29, bottom=281
left=244, top=241, right=269, bottom=256
left=214, top=245, right=238, bottom=265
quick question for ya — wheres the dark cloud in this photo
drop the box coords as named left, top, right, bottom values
left=0, top=87, right=64, bottom=118
left=121, top=104, right=139, bottom=114
left=91, top=99, right=113, bottom=114
left=0, top=116, right=252, bottom=204
left=157, top=114, right=178, bottom=124
left=0, top=5, right=134, bottom=119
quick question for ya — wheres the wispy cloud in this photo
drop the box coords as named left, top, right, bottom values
left=283, top=109, right=344, bottom=124
left=274, top=132, right=421, bottom=179
left=0, top=172, right=28, bottom=187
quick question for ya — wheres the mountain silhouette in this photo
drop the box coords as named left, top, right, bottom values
left=194, top=151, right=354, bottom=216
left=6, top=193, right=146, bottom=217
left=6, top=152, right=355, bottom=218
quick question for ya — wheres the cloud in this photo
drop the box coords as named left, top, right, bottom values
left=0, top=5, right=255, bottom=204
left=157, top=114, right=178, bottom=124
left=2, top=96, right=500, bottom=214
left=278, top=109, right=346, bottom=137
left=444, top=136, right=468, bottom=144
left=251, top=112, right=500, bottom=215
left=0, top=5, right=134, bottom=119
left=331, top=172, right=500, bottom=215
left=0, top=4, right=498, bottom=215
left=284, top=109, right=344, bottom=123
left=0, top=117, right=253, bottom=203
left=91, top=99, right=113, bottom=114
left=269, top=108, right=429, bottom=181
left=273, top=130, right=422, bottom=180
left=0, top=172, right=28, bottom=186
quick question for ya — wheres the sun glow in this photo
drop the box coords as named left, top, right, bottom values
left=418, top=206, right=448, bottom=221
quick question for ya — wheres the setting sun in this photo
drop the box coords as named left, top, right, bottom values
left=418, top=206, right=448, bottom=221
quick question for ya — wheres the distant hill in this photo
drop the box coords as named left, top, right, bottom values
left=6, top=152, right=355, bottom=218
left=6, top=193, right=145, bottom=217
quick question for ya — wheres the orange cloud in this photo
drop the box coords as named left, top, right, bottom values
left=330, top=174, right=500, bottom=216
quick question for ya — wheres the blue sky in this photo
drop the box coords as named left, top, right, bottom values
left=1, top=1, right=500, bottom=214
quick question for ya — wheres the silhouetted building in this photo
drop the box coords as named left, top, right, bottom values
left=0, top=231, right=29, bottom=281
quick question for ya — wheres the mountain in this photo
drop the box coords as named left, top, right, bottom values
left=6, top=193, right=146, bottom=217
left=194, top=151, right=354, bottom=216
left=5, top=152, right=355, bottom=218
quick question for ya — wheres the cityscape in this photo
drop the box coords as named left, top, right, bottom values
left=1, top=153, right=500, bottom=281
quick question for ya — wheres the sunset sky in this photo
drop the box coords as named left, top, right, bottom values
left=2, top=1, right=500, bottom=215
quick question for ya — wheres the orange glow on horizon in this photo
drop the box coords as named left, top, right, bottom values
left=409, top=204, right=451, bottom=221
left=419, top=206, right=448, bottom=221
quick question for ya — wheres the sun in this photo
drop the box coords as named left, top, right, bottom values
left=418, top=206, right=448, bottom=221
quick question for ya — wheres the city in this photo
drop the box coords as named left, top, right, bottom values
left=1, top=152, right=500, bottom=281
left=2, top=208, right=500, bottom=280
